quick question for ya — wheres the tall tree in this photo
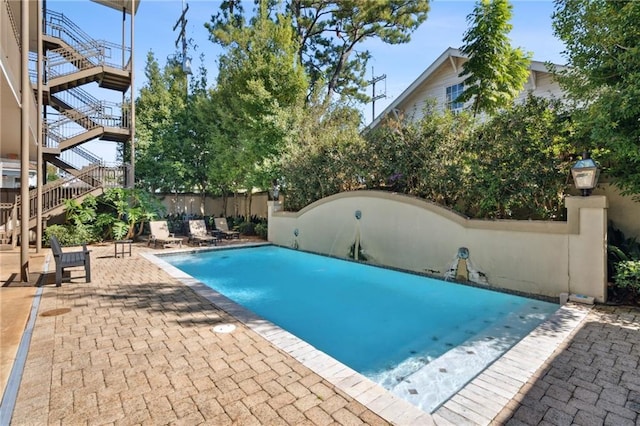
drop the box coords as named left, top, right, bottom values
left=280, top=92, right=366, bottom=210
left=207, top=0, right=430, bottom=101
left=169, top=58, right=220, bottom=212
left=213, top=0, right=308, bottom=199
left=134, top=52, right=188, bottom=192
left=457, top=0, right=531, bottom=116
left=553, top=0, right=640, bottom=198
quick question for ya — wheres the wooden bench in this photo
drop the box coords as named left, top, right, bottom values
left=50, top=236, right=91, bottom=287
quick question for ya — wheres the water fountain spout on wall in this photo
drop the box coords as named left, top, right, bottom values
left=444, top=247, right=488, bottom=285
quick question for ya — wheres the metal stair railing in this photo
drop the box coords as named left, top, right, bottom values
left=45, top=10, right=102, bottom=54
left=45, top=10, right=131, bottom=72
left=14, top=164, right=129, bottom=227
left=5, top=162, right=127, bottom=246
left=52, top=85, right=102, bottom=111
left=43, top=120, right=66, bottom=149
left=43, top=102, right=129, bottom=151
left=71, top=146, right=104, bottom=166
left=60, top=146, right=105, bottom=170
left=45, top=41, right=130, bottom=78
left=97, top=39, right=132, bottom=70
left=53, top=102, right=101, bottom=124
left=46, top=83, right=129, bottom=129
left=45, top=45, right=103, bottom=78
left=32, top=63, right=130, bottom=134
left=95, top=101, right=130, bottom=129
left=0, top=203, right=14, bottom=242
left=44, top=111, right=101, bottom=148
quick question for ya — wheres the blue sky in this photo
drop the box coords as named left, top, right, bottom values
left=48, top=0, right=565, bottom=162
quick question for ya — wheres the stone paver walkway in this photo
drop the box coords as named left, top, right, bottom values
left=10, top=244, right=388, bottom=425
left=5, top=243, right=640, bottom=425
left=497, top=306, right=640, bottom=426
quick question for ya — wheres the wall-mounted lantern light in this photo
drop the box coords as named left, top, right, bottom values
left=571, top=152, right=600, bottom=196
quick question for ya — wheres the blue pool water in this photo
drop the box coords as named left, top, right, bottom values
left=163, top=245, right=558, bottom=411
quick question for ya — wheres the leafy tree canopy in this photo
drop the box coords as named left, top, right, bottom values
left=553, top=0, right=640, bottom=198
left=134, top=51, right=190, bottom=192
left=457, top=0, right=531, bottom=116
left=280, top=91, right=366, bottom=210
left=214, top=0, right=308, bottom=193
left=206, top=0, right=430, bottom=102
left=282, top=94, right=571, bottom=220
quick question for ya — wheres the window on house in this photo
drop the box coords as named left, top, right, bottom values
left=446, top=83, right=464, bottom=112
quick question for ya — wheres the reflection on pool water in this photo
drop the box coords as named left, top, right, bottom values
left=163, top=245, right=558, bottom=412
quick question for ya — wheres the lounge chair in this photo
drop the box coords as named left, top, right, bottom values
left=50, top=235, right=91, bottom=287
left=213, top=217, right=240, bottom=239
left=148, top=220, right=183, bottom=248
left=188, top=220, right=219, bottom=246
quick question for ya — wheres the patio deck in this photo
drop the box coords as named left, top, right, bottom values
left=1, top=242, right=639, bottom=425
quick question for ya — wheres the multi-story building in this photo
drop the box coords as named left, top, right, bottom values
left=0, top=0, right=138, bottom=279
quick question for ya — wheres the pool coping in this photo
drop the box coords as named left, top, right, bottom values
left=142, top=244, right=591, bottom=425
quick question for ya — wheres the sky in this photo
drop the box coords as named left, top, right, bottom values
left=47, top=0, right=566, bottom=163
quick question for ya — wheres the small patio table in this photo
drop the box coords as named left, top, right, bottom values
left=114, top=239, right=133, bottom=258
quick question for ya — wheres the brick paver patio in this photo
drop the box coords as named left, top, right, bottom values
left=498, top=306, right=640, bottom=426
left=10, top=244, right=388, bottom=425
left=5, top=243, right=640, bottom=425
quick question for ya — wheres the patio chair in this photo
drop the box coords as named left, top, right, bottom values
left=148, top=220, right=183, bottom=248
left=50, top=235, right=91, bottom=287
left=213, top=217, right=240, bottom=239
left=188, top=219, right=219, bottom=246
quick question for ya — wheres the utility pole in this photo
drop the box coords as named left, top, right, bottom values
left=367, top=67, right=386, bottom=122
left=173, top=0, right=191, bottom=96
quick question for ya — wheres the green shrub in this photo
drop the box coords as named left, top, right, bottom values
left=255, top=223, right=268, bottom=240
left=607, top=222, right=640, bottom=282
left=237, top=221, right=255, bottom=235
left=614, top=261, right=640, bottom=295
left=44, top=224, right=95, bottom=246
left=44, top=225, right=69, bottom=246
left=282, top=95, right=572, bottom=220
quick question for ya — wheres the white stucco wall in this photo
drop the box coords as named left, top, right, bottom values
left=268, top=191, right=608, bottom=303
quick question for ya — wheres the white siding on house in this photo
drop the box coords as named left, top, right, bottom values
left=372, top=48, right=565, bottom=128
left=400, top=65, right=467, bottom=122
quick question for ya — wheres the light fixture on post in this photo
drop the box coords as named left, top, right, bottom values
left=270, top=179, right=280, bottom=201
left=571, top=151, right=600, bottom=196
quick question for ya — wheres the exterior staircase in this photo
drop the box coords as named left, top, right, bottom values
left=1, top=9, right=133, bottom=246
left=1, top=165, right=128, bottom=248
left=40, top=10, right=131, bottom=161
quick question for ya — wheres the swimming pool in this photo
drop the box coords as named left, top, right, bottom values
left=161, top=245, right=558, bottom=413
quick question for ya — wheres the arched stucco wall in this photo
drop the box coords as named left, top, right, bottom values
left=268, top=191, right=608, bottom=302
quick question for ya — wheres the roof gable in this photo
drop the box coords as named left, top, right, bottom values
left=368, top=47, right=565, bottom=129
